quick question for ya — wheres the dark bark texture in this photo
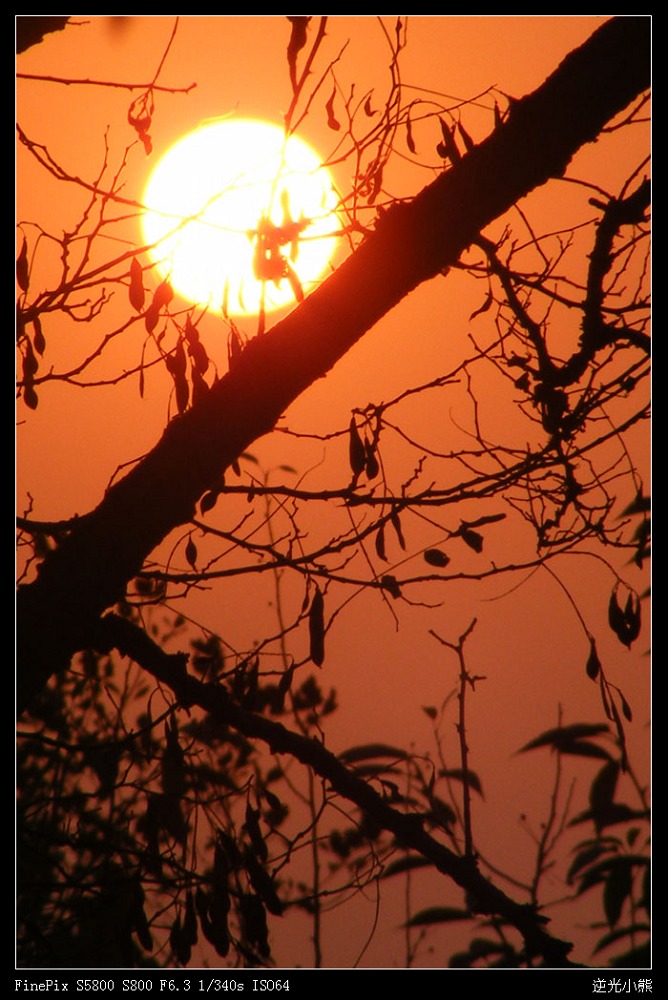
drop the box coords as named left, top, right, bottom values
left=16, top=16, right=72, bottom=54
left=17, top=16, right=650, bottom=714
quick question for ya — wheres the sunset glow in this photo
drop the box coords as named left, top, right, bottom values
left=16, top=15, right=650, bottom=974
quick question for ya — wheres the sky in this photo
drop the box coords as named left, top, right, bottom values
left=16, top=16, right=650, bottom=970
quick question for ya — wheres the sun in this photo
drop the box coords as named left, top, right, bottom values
left=140, top=118, right=341, bottom=317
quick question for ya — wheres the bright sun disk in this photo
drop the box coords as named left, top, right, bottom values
left=141, top=118, right=341, bottom=317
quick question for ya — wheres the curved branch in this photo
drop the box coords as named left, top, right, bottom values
left=94, top=611, right=579, bottom=967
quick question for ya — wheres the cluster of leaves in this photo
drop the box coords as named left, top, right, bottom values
left=16, top=612, right=343, bottom=969
left=520, top=724, right=650, bottom=969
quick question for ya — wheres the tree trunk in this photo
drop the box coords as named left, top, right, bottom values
left=17, top=15, right=650, bottom=715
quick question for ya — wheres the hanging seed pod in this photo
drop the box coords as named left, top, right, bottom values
left=348, top=417, right=366, bottom=476
left=586, top=637, right=601, bottom=680
left=183, top=890, right=198, bottom=947
left=245, top=801, right=268, bottom=863
left=16, top=237, right=30, bottom=292
left=244, top=850, right=283, bottom=916
left=308, top=586, right=325, bottom=666
left=129, top=257, right=145, bottom=312
left=364, top=438, right=379, bottom=479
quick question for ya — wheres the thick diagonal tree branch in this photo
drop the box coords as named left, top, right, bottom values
left=17, top=16, right=650, bottom=715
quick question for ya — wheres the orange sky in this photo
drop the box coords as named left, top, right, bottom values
left=17, top=16, right=650, bottom=969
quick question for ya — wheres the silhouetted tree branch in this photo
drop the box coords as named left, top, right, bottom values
left=16, top=15, right=72, bottom=55
left=16, top=16, right=650, bottom=717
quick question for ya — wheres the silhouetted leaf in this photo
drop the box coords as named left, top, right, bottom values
left=621, top=491, right=651, bottom=516
left=603, top=859, right=634, bottom=927
left=185, top=315, right=209, bottom=374
left=339, top=743, right=409, bottom=764
left=134, top=903, right=153, bottom=953
left=239, top=894, right=270, bottom=957
left=326, top=85, right=340, bottom=131
left=586, top=637, right=602, bottom=680
left=439, top=767, right=484, bottom=798
left=22, top=337, right=39, bottom=378
left=406, top=109, right=416, bottom=154
left=590, top=760, right=620, bottom=818
left=191, top=365, right=209, bottom=407
left=424, top=548, right=450, bottom=568
left=244, top=851, right=283, bottom=916
left=569, top=803, right=649, bottom=830
left=128, top=89, right=154, bottom=153
left=308, top=586, right=325, bottom=666
left=150, top=278, right=174, bottom=316
left=460, top=527, right=484, bottom=553
left=390, top=509, right=406, bottom=549
left=620, top=691, right=633, bottom=722
left=623, top=592, right=641, bottom=646
left=405, top=906, right=470, bottom=927
left=17, top=237, right=30, bottom=291
left=32, top=316, right=45, bottom=355
left=382, top=855, right=432, bottom=878
left=449, top=937, right=513, bottom=968
left=470, top=289, right=493, bottom=320
left=171, top=912, right=191, bottom=965
left=200, top=490, right=219, bottom=515
left=185, top=534, right=198, bottom=570
left=144, top=303, right=159, bottom=333
left=162, top=719, right=185, bottom=799
left=428, top=795, right=457, bottom=830
left=365, top=439, right=379, bottom=479
left=562, top=740, right=612, bottom=761
left=567, top=842, right=609, bottom=884
left=519, top=723, right=609, bottom=755
left=129, top=257, right=145, bottom=312
left=286, top=16, right=310, bottom=90
left=437, top=116, right=460, bottom=163
left=381, top=574, right=402, bottom=599
left=23, top=381, right=38, bottom=411
left=609, top=588, right=630, bottom=647
left=167, top=341, right=189, bottom=413
left=375, top=523, right=387, bottom=561
left=641, top=862, right=650, bottom=915
left=184, top=890, right=198, bottom=947
left=592, top=923, right=651, bottom=957
left=245, top=801, right=268, bottom=863
left=348, top=417, right=366, bottom=476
